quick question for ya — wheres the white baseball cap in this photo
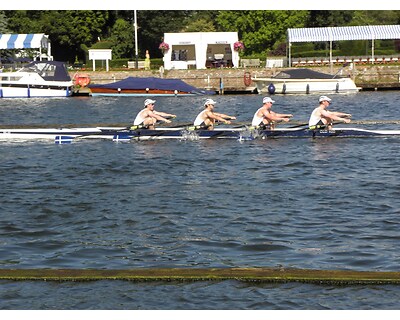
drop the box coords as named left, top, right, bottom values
left=144, top=99, right=156, bottom=106
left=319, top=96, right=332, bottom=103
left=204, top=98, right=217, bottom=106
left=263, top=97, right=275, bottom=104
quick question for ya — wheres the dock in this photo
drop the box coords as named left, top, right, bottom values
left=70, top=65, right=400, bottom=95
left=72, top=87, right=92, bottom=96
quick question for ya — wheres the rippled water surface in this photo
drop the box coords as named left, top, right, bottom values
left=1, top=92, right=400, bottom=309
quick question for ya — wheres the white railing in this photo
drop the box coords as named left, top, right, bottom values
left=291, top=55, right=400, bottom=66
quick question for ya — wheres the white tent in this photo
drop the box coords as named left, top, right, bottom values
left=0, top=33, right=52, bottom=61
left=287, top=25, right=400, bottom=67
left=162, top=32, right=240, bottom=70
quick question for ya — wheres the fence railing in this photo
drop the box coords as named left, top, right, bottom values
left=291, top=55, right=400, bottom=66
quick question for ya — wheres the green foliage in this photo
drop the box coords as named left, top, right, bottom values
left=306, top=11, right=355, bottom=27
left=3, top=10, right=400, bottom=63
left=216, top=11, right=309, bottom=55
left=0, top=11, right=10, bottom=33
left=4, top=10, right=110, bottom=62
left=90, top=41, right=113, bottom=49
left=137, top=11, right=195, bottom=58
left=183, top=19, right=216, bottom=32
left=107, top=18, right=134, bottom=59
left=350, top=11, right=400, bottom=26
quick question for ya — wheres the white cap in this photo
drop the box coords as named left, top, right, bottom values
left=204, top=98, right=217, bottom=106
left=319, top=96, right=332, bottom=103
left=144, top=99, right=156, bottom=106
left=263, top=97, right=275, bottom=104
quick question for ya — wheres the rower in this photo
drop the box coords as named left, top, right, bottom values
left=308, top=96, right=351, bottom=130
left=251, top=97, right=293, bottom=130
left=193, top=98, right=236, bottom=130
left=132, top=99, right=176, bottom=130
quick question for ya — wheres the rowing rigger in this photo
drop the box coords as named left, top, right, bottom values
left=2, top=125, right=400, bottom=144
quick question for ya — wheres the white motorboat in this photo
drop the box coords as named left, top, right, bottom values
left=252, top=68, right=360, bottom=94
left=0, top=61, right=73, bottom=98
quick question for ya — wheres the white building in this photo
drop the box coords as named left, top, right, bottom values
left=162, top=32, right=240, bottom=70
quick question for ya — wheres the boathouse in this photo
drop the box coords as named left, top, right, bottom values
left=162, top=32, right=240, bottom=70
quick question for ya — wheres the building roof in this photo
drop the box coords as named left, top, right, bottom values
left=0, top=33, right=49, bottom=49
left=287, top=25, right=400, bottom=42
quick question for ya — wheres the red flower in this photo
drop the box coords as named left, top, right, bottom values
left=159, top=42, right=170, bottom=51
left=233, top=41, right=245, bottom=52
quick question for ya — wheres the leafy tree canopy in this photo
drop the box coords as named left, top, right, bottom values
left=216, top=11, right=309, bottom=54
left=0, top=11, right=10, bottom=33
left=2, top=10, right=399, bottom=62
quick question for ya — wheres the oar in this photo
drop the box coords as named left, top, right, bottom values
left=159, top=122, right=194, bottom=129
left=288, top=122, right=309, bottom=129
left=308, top=120, right=353, bottom=131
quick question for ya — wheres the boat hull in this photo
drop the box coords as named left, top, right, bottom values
left=0, top=85, right=72, bottom=98
left=1, top=126, right=400, bottom=143
left=0, top=61, right=73, bottom=98
left=252, top=77, right=360, bottom=94
left=0, top=128, right=105, bottom=140
left=88, top=76, right=214, bottom=97
left=89, top=88, right=197, bottom=97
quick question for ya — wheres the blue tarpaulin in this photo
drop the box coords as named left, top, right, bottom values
left=89, top=77, right=215, bottom=95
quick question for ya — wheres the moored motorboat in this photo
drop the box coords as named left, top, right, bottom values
left=252, top=68, right=360, bottom=94
left=88, top=76, right=215, bottom=96
left=0, top=61, right=73, bottom=98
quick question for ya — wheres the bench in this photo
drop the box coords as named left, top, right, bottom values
left=128, top=61, right=146, bottom=69
left=241, top=58, right=260, bottom=68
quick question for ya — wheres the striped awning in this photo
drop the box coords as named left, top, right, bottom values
left=288, top=25, right=400, bottom=43
left=0, top=34, right=49, bottom=50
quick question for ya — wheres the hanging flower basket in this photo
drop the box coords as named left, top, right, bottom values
left=233, top=41, right=245, bottom=53
left=159, top=42, right=170, bottom=54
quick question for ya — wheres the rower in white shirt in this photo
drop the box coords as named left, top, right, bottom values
left=193, top=98, right=236, bottom=130
left=251, top=97, right=293, bottom=130
left=133, top=99, right=176, bottom=129
left=309, top=96, right=351, bottom=130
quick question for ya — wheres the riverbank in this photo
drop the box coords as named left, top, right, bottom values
left=71, top=64, right=400, bottom=94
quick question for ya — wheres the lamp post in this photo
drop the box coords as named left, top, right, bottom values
left=134, top=10, right=138, bottom=69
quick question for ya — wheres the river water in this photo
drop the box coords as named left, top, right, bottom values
left=1, top=92, right=400, bottom=310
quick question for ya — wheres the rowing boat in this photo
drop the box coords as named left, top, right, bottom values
left=1, top=126, right=400, bottom=143
left=111, top=127, right=400, bottom=141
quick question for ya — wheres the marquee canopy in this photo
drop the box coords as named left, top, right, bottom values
left=0, top=33, right=49, bottom=49
left=0, top=34, right=52, bottom=61
left=287, top=25, right=400, bottom=42
left=286, top=25, right=400, bottom=67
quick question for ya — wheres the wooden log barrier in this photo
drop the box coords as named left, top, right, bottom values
left=1, top=268, right=400, bottom=285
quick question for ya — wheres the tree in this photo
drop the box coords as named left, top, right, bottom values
left=136, top=10, right=196, bottom=58
left=4, top=10, right=110, bottom=62
left=183, top=19, right=216, bottom=32
left=216, top=11, right=309, bottom=55
left=306, top=11, right=355, bottom=28
left=350, top=10, right=400, bottom=26
left=108, top=18, right=134, bottom=59
left=0, top=11, right=10, bottom=33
